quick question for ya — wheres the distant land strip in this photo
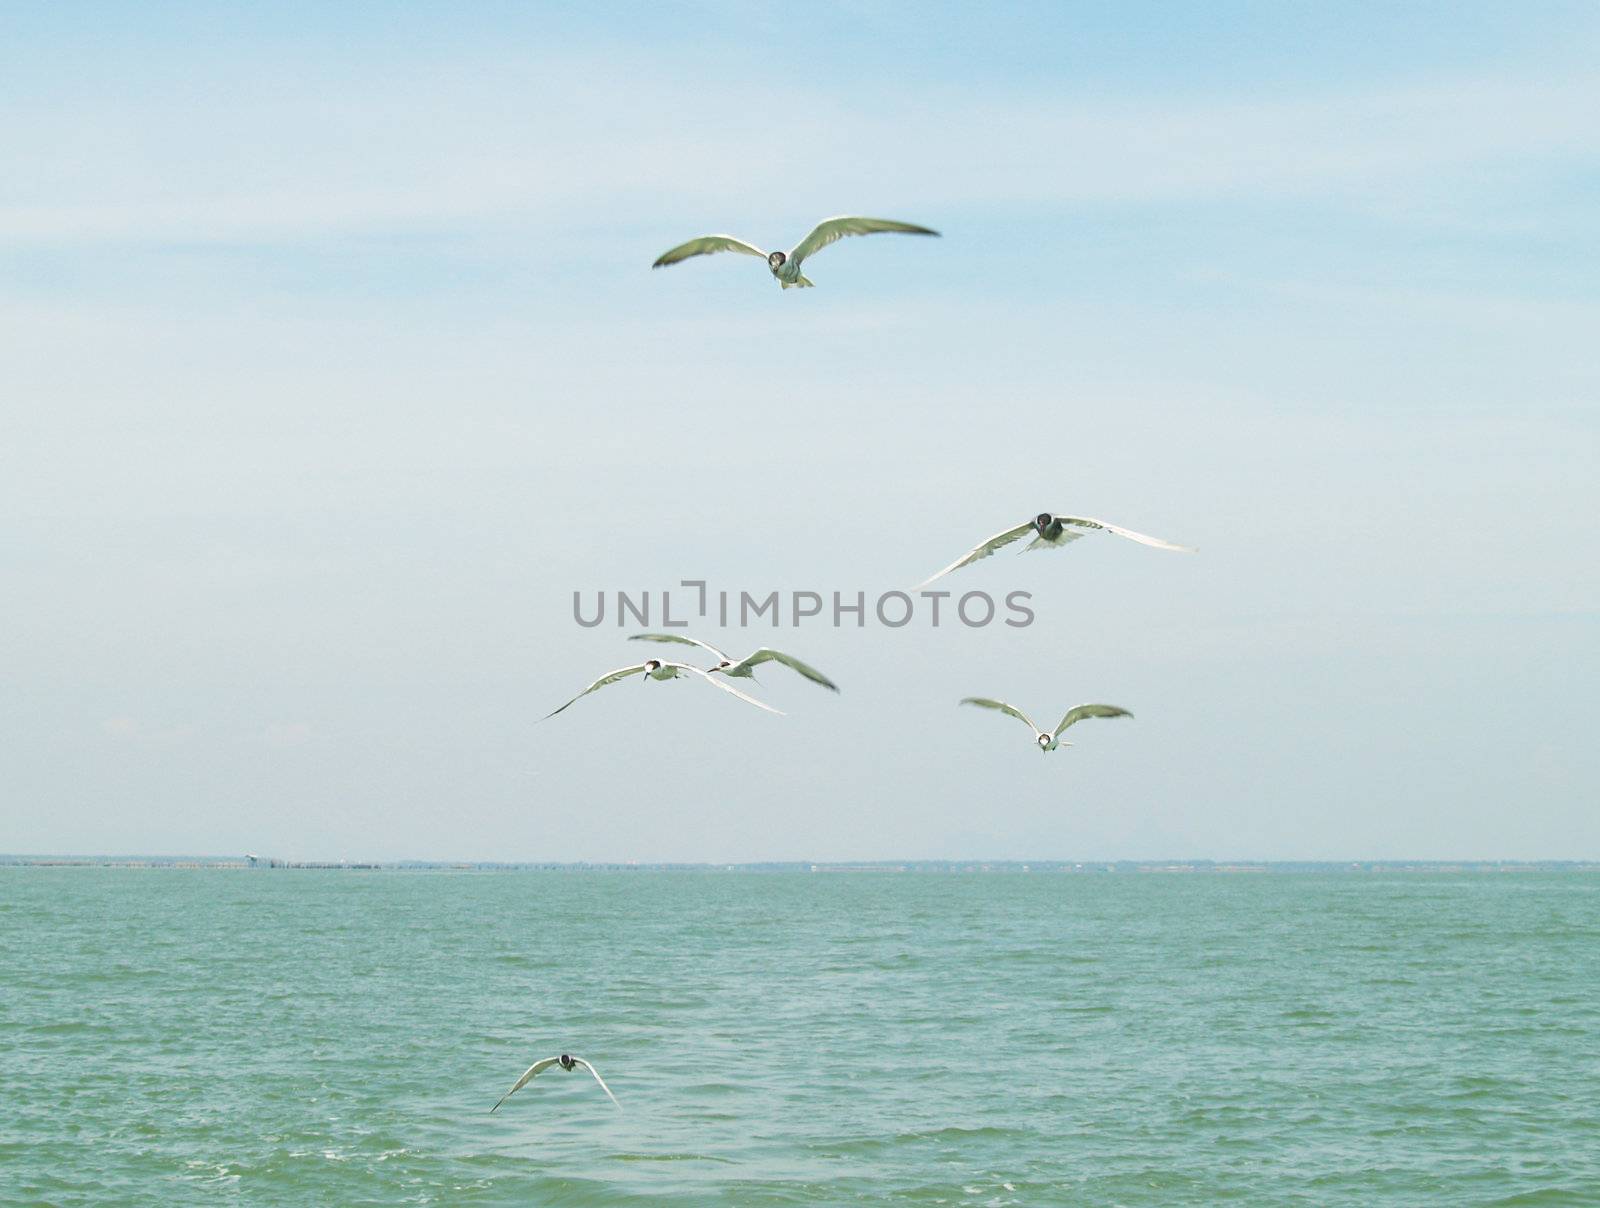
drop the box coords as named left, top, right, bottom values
left=2, top=856, right=1597, bottom=874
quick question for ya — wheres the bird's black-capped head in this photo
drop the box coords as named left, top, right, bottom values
left=717, top=660, right=733, bottom=670
left=642, top=660, right=662, bottom=675
left=767, top=251, right=787, bottom=269
left=559, top=1054, right=574, bottom=1069
left=1037, top=733, right=1053, bottom=750
left=1034, top=513, right=1054, bottom=533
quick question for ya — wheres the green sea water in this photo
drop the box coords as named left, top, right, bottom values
left=3, top=869, right=1598, bottom=1205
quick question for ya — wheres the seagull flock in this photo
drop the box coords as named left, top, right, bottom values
left=542, top=501, right=1190, bottom=740
left=497, top=216, right=1195, bottom=1116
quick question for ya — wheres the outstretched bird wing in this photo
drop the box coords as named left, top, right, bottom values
left=652, top=235, right=767, bottom=268
left=571, top=1058, right=622, bottom=1110
left=668, top=663, right=785, bottom=715
left=961, top=697, right=1043, bottom=738
left=491, top=1056, right=560, bottom=1113
left=1052, top=515, right=1194, bottom=553
left=728, top=648, right=839, bottom=691
left=542, top=664, right=650, bottom=720
left=789, top=216, right=939, bottom=267
left=1053, top=704, right=1133, bottom=739
left=629, top=632, right=733, bottom=663
left=917, top=521, right=1034, bottom=588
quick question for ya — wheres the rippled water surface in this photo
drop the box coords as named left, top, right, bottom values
left=3, top=869, right=1598, bottom=1204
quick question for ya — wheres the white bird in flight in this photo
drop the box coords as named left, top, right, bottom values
left=543, top=659, right=782, bottom=720
left=652, top=215, right=939, bottom=289
left=961, top=698, right=1133, bottom=752
left=628, top=634, right=839, bottom=691
left=491, top=1053, right=620, bottom=1113
left=918, top=512, right=1193, bottom=588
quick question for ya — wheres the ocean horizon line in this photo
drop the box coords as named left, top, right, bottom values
left=4, top=854, right=1598, bottom=873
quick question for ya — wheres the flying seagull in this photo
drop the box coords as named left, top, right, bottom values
left=652, top=215, right=939, bottom=289
left=491, top=1054, right=620, bottom=1113
left=961, top=698, right=1133, bottom=752
left=629, top=633, right=839, bottom=691
left=543, top=659, right=782, bottom=720
left=918, top=512, right=1193, bottom=588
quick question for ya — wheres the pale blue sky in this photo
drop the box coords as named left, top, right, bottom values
left=2, top=3, right=1597, bottom=861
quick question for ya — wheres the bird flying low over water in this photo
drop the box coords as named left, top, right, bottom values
left=491, top=1054, right=620, bottom=1113
left=629, top=634, right=839, bottom=691
left=918, top=512, right=1193, bottom=588
left=543, top=659, right=782, bottom=720
left=652, top=215, right=939, bottom=288
left=961, top=698, right=1133, bottom=752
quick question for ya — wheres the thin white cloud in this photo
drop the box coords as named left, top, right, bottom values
left=0, top=65, right=1594, bottom=247
left=99, top=718, right=200, bottom=744
left=263, top=722, right=313, bottom=748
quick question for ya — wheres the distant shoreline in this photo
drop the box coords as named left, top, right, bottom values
left=2, top=856, right=1597, bottom=874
